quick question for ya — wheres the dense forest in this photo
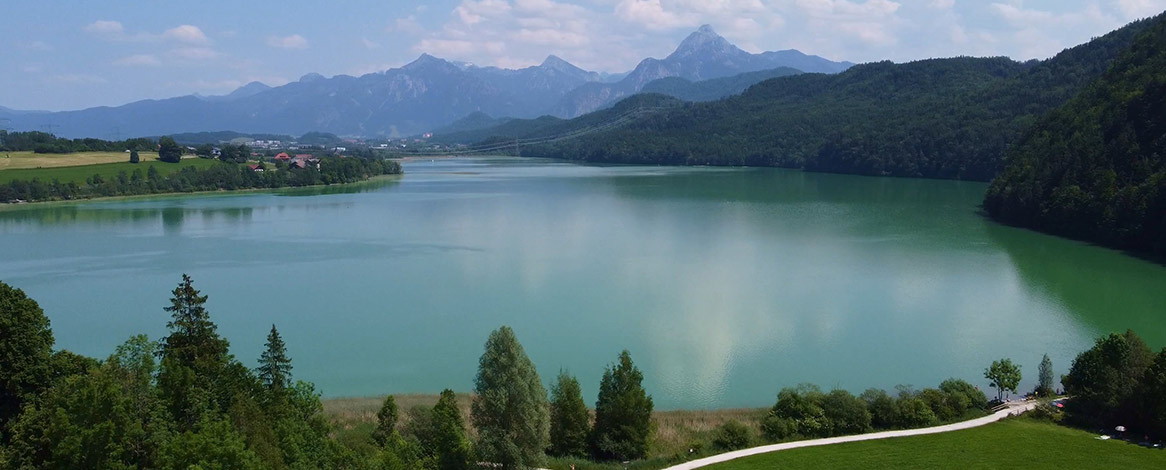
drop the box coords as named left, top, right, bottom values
left=458, top=14, right=1160, bottom=182
left=0, top=130, right=154, bottom=154
left=0, top=155, right=402, bottom=203
left=984, top=13, right=1166, bottom=259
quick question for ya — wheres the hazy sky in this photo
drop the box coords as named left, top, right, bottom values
left=3, top=0, right=1163, bottom=111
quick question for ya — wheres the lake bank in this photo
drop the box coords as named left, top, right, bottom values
left=0, top=173, right=402, bottom=210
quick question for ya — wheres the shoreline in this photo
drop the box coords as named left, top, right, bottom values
left=0, top=173, right=403, bottom=210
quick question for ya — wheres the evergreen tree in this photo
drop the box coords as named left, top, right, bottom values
left=1037, top=354, right=1055, bottom=397
left=372, top=394, right=399, bottom=448
left=471, top=326, right=550, bottom=469
left=129, top=149, right=140, bottom=163
left=0, top=281, right=54, bottom=435
left=157, top=274, right=231, bottom=430
left=160, top=274, right=229, bottom=368
left=432, top=389, right=471, bottom=470
left=257, top=324, right=293, bottom=393
left=591, top=350, right=653, bottom=461
left=549, top=371, right=590, bottom=458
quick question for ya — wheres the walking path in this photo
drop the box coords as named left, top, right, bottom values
left=659, top=399, right=1037, bottom=470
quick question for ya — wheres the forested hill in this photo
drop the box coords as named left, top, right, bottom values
left=984, top=13, right=1166, bottom=259
left=493, top=15, right=1158, bottom=182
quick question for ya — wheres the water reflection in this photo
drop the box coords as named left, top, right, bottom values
left=1, top=158, right=1164, bottom=409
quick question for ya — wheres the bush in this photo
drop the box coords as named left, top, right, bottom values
left=760, top=414, right=791, bottom=441
left=711, top=420, right=752, bottom=451
left=896, top=397, right=938, bottom=428
left=822, top=389, right=871, bottom=436
left=860, top=388, right=899, bottom=429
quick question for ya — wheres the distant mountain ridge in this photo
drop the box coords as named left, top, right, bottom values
left=0, top=25, right=851, bottom=138
left=463, top=14, right=1159, bottom=183
left=549, top=25, right=853, bottom=117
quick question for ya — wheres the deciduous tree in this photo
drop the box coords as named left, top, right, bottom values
left=158, top=136, right=182, bottom=163
left=984, top=358, right=1021, bottom=402
left=0, top=281, right=54, bottom=434
left=471, top=326, right=549, bottom=469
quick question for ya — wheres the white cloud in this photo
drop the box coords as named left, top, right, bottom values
left=53, top=73, right=108, bottom=84
left=390, top=16, right=426, bottom=35
left=1115, top=0, right=1165, bottom=19
left=267, top=34, right=308, bottom=49
left=414, top=38, right=506, bottom=57
left=17, top=40, right=53, bottom=51
left=615, top=0, right=700, bottom=31
left=20, top=64, right=42, bottom=73
left=361, top=38, right=382, bottom=49
left=163, top=25, right=210, bottom=45
left=84, top=20, right=123, bottom=34
left=114, top=54, right=162, bottom=66
left=170, top=47, right=219, bottom=60
left=930, top=0, right=955, bottom=9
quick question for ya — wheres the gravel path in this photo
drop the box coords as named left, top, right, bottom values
left=659, top=400, right=1037, bottom=470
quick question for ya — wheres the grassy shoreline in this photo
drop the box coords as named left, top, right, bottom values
left=324, top=394, right=767, bottom=465
left=0, top=173, right=402, bottom=210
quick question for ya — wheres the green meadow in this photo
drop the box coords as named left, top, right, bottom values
left=0, top=157, right=220, bottom=185
left=706, top=419, right=1164, bottom=470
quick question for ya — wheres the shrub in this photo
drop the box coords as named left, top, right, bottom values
left=712, top=420, right=752, bottom=451
left=760, top=414, right=791, bottom=441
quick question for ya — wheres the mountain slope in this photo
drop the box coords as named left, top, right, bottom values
left=3, top=54, right=604, bottom=139
left=548, top=25, right=851, bottom=117
left=640, top=67, right=803, bottom=102
left=984, top=13, right=1166, bottom=258
left=504, top=14, right=1158, bottom=182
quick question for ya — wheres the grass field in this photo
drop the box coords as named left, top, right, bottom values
left=706, top=418, right=1164, bottom=470
left=324, top=394, right=767, bottom=469
left=0, top=157, right=219, bottom=185
left=0, top=151, right=164, bottom=170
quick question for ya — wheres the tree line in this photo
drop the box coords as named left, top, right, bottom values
left=0, top=130, right=154, bottom=154
left=2, top=277, right=1163, bottom=469
left=0, top=155, right=402, bottom=203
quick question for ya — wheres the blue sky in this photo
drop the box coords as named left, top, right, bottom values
left=3, top=0, right=1163, bottom=111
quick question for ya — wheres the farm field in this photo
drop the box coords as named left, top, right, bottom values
left=0, top=151, right=164, bottom=170
left=0, top=157, right=220, bottom=185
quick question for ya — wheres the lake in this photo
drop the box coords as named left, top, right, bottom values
left=2, top=157, right=1164, bottom=410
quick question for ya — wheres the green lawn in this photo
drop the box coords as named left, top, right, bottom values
left=707, top=419, right=1163, bottom=470
left=0, top=158, right=220, bottom=185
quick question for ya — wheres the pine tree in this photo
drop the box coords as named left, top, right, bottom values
left=549, top=371, right=590, bottom=458
left=161, top=274, right=228, bottom=368
left=591, top=350, right=653, bottom=461
left=471, top=326, right=550, bottom=469
left=372, top=394, right=399, bottom=447
left=257, top=324, right=292, bottom=392
left=432, top=389, right=471, bottom=470
left=157, top=274, right=231, bottom=430
left=1037, top=354, right=1055, bottom=397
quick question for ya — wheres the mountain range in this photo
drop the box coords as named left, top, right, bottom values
left=467, top=13, right=1159, bottom=183
left=0, top=25, right=851, bottom=139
